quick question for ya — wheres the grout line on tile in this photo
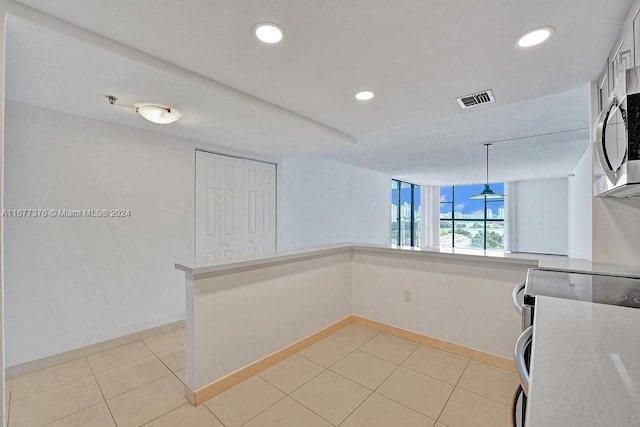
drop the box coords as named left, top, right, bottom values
left=202, top=401, right=227, bottom=427
left=362, top=344, right=456, bottom=422
left=154, top=352, right=178, bottom=375
left=370, top=343, right=420, bottom=394
left=435, top=358, right=470, bottom=422
left=354, top=330, right=381, bottom=348
left=138, top=402, right=189, bottom=427
left=325, top=329, right=381, bottom=349
left=236, top=394, right=287, bottom=427
left=336, top=389, right=376, bottom=426
left=286, top=393, right=342, bottom=427
left=454, top=385, right=513, bottom=408
left=321, top=345, right=417, bottom=423
left=141, top=339, right=155, bottom=354
left=399, top=355, right=470, bottom=387
left=295, top=343, right=357, bottom=370
left=91, top=367, right=118, bottom=427
left=103, top=372, right=175, bottom=403
left=6, top=379, right=11, bottom=427
left=88, top=341, right=158, bottom=375
left=39, top=378, right=107, bottom=427
left=43, top=403, right=111, bottom=427
left=258, top=361, right=327, bottom=396
left=9, top=360, right=95, bottom=404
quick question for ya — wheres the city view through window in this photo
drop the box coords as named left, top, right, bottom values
left=439, top=184, right=505, bottom=250
left=391, top=180, right=421, bottom=247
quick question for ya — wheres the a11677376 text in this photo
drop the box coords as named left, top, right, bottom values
left=1, top=209, right=132, bottom=218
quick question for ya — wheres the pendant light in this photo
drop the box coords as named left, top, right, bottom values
left=470, top=143, right=504, bottom=199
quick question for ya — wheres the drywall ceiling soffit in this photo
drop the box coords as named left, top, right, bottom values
left=4, top=12, right=355, bottom=158
left=14, top=0, right=632, bottom=135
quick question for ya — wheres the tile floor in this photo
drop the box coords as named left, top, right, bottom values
left=5, top=324, right=519, bottom=427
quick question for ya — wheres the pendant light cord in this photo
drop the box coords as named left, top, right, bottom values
left=485, top=143, right=491, bottom=184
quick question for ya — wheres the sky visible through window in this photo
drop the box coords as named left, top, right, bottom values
left=440, top=183, right=504, bottom=219
left=440, top=183, right=505, bottom=250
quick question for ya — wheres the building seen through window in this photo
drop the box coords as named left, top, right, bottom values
left=391, top=179, right=421, bottom=247
left=439, top=184, right=504, bottom=250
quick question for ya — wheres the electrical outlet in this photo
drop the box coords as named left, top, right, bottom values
left=403, top=290, right=412, bottom=302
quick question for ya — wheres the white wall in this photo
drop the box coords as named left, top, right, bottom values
left=352, top=251, right=528, bottom=358
left=3, top=102, right=193, bottom=366
left=567, top=147, right=592, bottom=260
left=510, top=178, right=569, bottom=255
left=3, top=102, right=279, bottom=367
left=280, top=155, right=391, bottom=249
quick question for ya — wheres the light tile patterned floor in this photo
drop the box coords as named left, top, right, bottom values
left=5, top=324, right=519, bottom=426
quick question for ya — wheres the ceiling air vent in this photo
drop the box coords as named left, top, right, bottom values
left=456, top=90, right=495, bottom=109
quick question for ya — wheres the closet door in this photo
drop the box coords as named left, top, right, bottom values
left=195, top=151, right=276, bottom=259
left=244, top=161, right=276, bottom=254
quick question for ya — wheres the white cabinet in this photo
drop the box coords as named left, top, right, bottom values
left=195, top=150, right=276, bottom=259
left=609, top=6, right=637, bottom=92
left=597, top=62, right=609, bottom=113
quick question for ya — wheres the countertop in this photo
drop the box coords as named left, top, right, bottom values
left=175, top=244, right=640, bottom=279
left=175, top=244, right=542, bottom=278
left=526, top=296, right=640, bottom=426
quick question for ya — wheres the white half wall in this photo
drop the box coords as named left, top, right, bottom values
left=567, top=147, right=592, bottom=260
left=352, top=251, right=526, bottom=358
left=187, top=252, right=352, bottom=389
left=3, top=102, right=278, bottom=367
left=279, top=155, right=391, bottom=249
left=510, top=178, right=569, bottom=255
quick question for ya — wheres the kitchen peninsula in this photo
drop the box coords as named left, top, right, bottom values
left=175, top=244, right=540, bottom=404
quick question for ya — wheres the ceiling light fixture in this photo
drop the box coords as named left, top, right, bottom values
left=355, top=91, right=375, bottom=101
left=135, top=105, right=181, bottom=125
left=254, top=23, right=283, bottom=44
left=106, top=96, right=182, bottom=125
left=470, top=143, right=505, bottom=199
left=517, top=27, right=554, bottom=48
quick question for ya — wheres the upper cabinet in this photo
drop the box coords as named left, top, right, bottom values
left=597, top=61, right=609, bottom=114
left=597, top=5, right=640, bottom=114
left=634, top=7, right=640, bottom=68
left=610, top=41, right=632, bottom=92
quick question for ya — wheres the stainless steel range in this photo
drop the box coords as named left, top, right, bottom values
left=510, top=268, right=640, bottom=427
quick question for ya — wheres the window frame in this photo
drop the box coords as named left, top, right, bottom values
left=391, top=179, right=420, bottom=247
left=439, top=184, right=504, bottom=250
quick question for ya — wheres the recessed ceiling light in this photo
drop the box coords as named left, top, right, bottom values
left=135, top=105, right=181, bottom=124
left=517, top=27, right=554, bottom=48
left=254, top=23, right=283, bottom=44
left=355, top=91, right=375, bottom=101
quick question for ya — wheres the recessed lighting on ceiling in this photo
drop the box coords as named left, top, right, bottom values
left=355, top=91, right=375, bottom=101
left=517, top=27, right=554, bottom=48
left=254, top=23, right=283, bottom=44
left=135, top=105, right=181, bottom=124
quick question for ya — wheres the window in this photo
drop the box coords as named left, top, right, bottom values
left=439, top=184, right=504, bottom=250
left=391, top=179, right=421, bottom=247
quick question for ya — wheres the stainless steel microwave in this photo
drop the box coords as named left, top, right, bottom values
left=593, top=65, right=640, bottom=197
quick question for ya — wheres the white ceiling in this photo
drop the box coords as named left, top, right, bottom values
left=5, top=0, right=635, bottom=183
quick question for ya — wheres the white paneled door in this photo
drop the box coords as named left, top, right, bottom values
left=195, top=150, right=276, bottom=259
